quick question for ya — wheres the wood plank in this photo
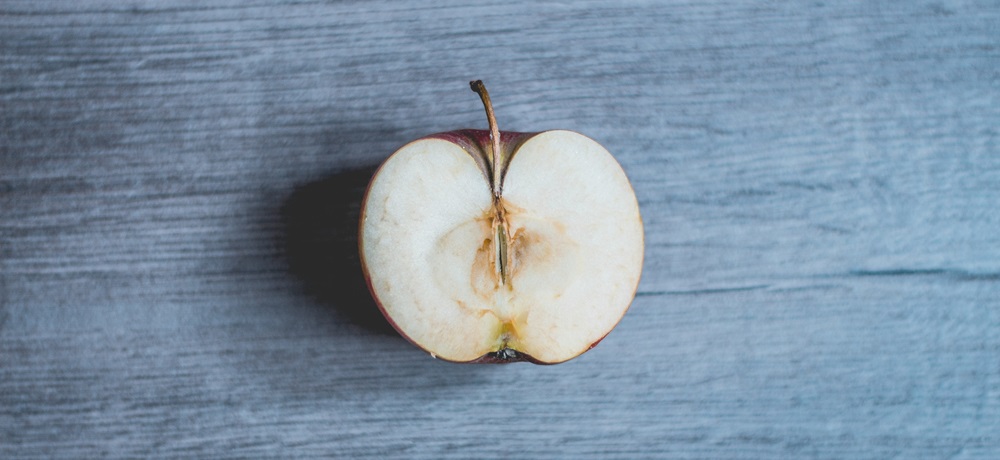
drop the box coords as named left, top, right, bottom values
left=2, top=0, right=999, bottom=458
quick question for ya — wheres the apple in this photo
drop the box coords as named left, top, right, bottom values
left=359, top=81, right=643, bottom=364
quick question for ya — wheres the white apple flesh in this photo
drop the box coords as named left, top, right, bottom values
left=359, top=81, right=643, bottom=364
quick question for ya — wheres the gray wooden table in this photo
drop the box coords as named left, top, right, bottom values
left=2, top=1, right=998, bottom=458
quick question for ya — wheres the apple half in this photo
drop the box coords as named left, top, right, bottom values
left=359, top=81, right=643, bottom=364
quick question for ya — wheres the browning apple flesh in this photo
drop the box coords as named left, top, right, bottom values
left=359, top=81, right=643, bottom=364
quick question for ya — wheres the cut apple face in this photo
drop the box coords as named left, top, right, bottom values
left=359, top=82, right=643, bottom=364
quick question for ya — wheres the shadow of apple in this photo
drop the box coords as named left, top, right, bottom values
left=281, top=165, right=397, bottom=336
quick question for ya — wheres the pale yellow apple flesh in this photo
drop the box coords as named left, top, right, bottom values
left=360, top=130, right=643, bottom=363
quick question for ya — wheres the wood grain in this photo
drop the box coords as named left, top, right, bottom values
left=2, top=0, right=999, bottom=458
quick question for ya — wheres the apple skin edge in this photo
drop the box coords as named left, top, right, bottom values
left=357, top=128, right=642, bottom=364
left=427, top=129, right=537, bottom=188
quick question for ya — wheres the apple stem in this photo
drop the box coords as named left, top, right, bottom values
left=470, top=80, right=510, bottom=286
left=470, top=80, right=502, bottom=198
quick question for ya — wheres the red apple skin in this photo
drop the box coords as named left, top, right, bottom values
left=427, top=129, right=536, bottom=156
left=426, top=129, right=538, bottom=189
left=358, top=129, right=641, bottom=364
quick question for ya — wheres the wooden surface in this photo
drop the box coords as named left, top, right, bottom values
left=2, top=1, right=999, bottom=458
